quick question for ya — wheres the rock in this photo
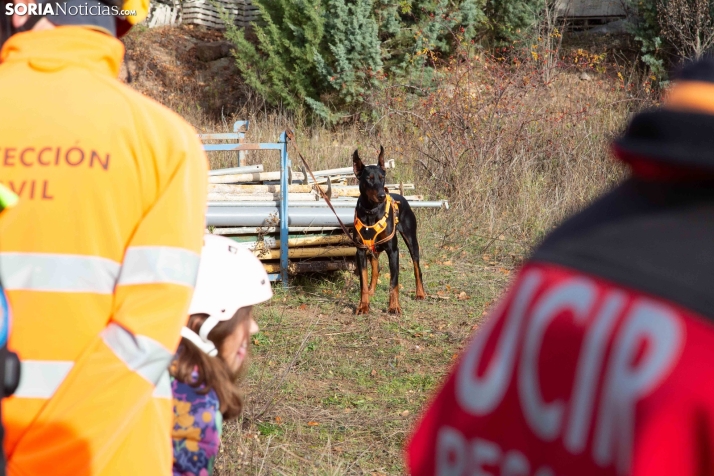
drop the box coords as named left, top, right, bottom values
left=194, top=41, right=234, bottom=62
left=206, top=57, right=238, bottom=80
left=579, top=72, right=593, bottom=81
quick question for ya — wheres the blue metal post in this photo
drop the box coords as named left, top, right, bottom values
left=234, top=120, right=248, bottom=167
left=279, top=131, right=290, bottom=288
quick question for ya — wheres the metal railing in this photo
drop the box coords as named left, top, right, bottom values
left=199, top=120, right=449, bottom=289
left=199, top=121, right=291, bottom=287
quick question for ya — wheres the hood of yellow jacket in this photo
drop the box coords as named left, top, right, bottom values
left=0, top=26, right=123, bottom=78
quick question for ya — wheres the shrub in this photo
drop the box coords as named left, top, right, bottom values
left=625, top=0, right=714, bottom=83
left=483, top=0, right=541, bottom=45
left=224, top=0, right=487, bottom=120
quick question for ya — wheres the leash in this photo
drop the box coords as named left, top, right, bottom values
left=285, top=129, right=398, bottom=253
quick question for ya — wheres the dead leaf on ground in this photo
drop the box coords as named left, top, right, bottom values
left=458, top=291, right=469, bottom=300
left=307, top=421, right=320, bottom=426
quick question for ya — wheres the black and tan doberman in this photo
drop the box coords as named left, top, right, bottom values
left=352, top=146, right=426, bottom=314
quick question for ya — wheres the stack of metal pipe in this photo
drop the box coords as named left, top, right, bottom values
left=206, top=161, right=449, bottom=275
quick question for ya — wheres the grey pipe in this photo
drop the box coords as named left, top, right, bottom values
left=207, top=200, right=449, bottom=209
left=206, top=206, right=356, bottom=227
left=210, top=226, right=340, bottom=235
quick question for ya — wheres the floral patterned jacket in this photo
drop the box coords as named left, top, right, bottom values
left=171, top=374, right=223, bottom=476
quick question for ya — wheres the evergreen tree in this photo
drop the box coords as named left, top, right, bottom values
left=223, top=0, right=486, bottom=119
left=222, top=0, right=326, bottom=111
left=311, top=0, right=384, bottom=117
left=376, top=0, right=484, bottom=73
left=624, top=0, right=666, bottom=80
left=484, top=0, right=540, bottom=44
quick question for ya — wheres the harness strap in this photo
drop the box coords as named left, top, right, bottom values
left=354, top=195, right=399, bottom=254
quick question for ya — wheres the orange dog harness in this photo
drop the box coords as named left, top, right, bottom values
left=354, top=194, right=399, bottom=253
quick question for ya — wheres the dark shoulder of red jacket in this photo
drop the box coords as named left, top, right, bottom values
left=532, top=177, right=714, bottom=321
left=406, top=178, right=714, bottom=476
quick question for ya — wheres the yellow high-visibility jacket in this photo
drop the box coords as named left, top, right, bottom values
left=0, top=27, right=208, bottom=475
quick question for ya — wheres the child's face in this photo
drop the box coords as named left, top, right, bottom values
left=220, top=309, right=259, bottom=373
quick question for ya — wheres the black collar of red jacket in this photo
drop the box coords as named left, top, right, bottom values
left=613, top=109, right=714, bottom=181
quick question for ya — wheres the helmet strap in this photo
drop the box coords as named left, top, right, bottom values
left=199, top=315, right=221, bottom=342
left=180, top=327, right=218, bottom=357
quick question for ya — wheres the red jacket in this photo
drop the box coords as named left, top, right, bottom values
left=407, top=176, right=714, bottom=476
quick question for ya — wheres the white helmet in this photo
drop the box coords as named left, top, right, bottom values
left=181, top=234, right=273, bottom=356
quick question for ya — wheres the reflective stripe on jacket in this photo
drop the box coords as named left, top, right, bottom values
left=0, top=26, right=208, bottom=475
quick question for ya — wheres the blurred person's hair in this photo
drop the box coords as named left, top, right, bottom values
left=170, top=308, right=252, bottom=419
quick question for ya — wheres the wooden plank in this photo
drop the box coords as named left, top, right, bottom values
left=209, top=183, right=315, bottom=193
left=199, top=133, right=242, bottom=140
left=254, top=246, right=356, bottom=260
left=182, top=4, right=259, bottom=15
left=207, top=192, right=319, bottom=201
left=182, top=0, right=261, bottom=28
left=263, top=260, right=356, bottom=274
left=211, top=226, right=341, bottom=234
left=183, top=7, right=244, bottom=16
left=183, top=0, right=250, bottom=8
left=182, top=7, right=258, bottom=16
left=182, top=18, right=260, bottom=28
left=242, top=234, right=353, bottom=251
left=555, top=0, right=625, bottom=18
left=209, top=170, right=306, bottom=183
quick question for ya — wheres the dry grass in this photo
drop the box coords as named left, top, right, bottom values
left=122, top=25, right=654, bottom=475
left=215, top=239, right=514, bottom=475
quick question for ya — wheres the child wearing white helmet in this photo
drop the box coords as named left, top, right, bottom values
left=170, top=234, right=273, bottom=476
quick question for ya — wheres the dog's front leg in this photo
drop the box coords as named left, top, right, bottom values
left=355, top=248, right=371, bottom=314
left=368, top=252, right=380, bottom=295
left=386, top=246, right=402, bottom=314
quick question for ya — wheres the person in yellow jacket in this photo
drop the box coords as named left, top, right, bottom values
left=0, top=0, right=208, bottom=474
left=0, top=184, right=21, bottom=476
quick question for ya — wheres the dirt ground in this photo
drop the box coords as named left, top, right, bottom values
left=213, top=216, right=517, bottom=475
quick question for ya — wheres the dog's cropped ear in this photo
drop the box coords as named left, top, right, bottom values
left=353, top=150, right=365, bottom=177
left=377, top=145, right=385, bottom=171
